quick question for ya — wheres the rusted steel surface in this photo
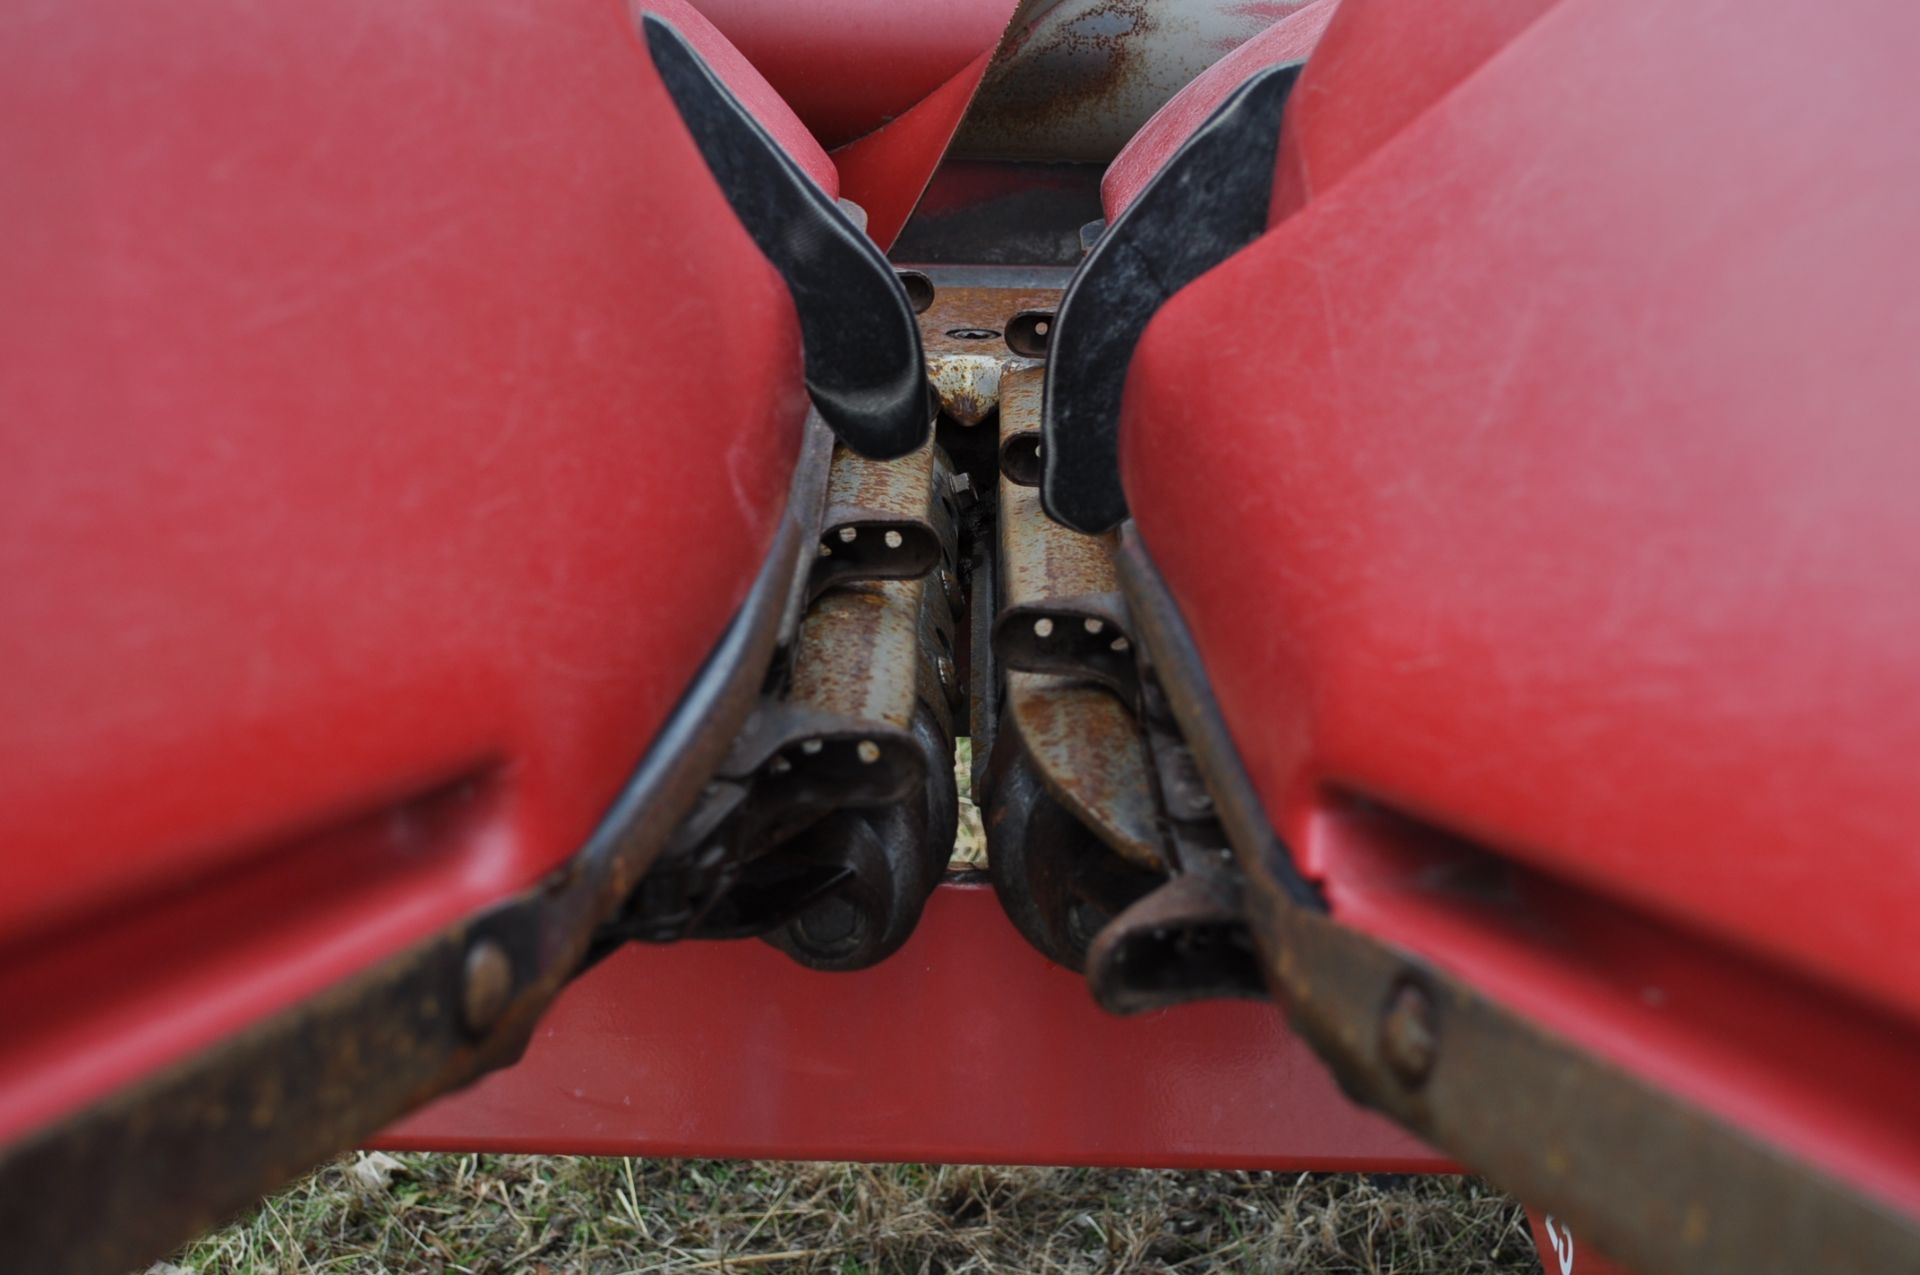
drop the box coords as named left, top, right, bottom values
left=1006, top=671, right=1162, bottom=869
left=710, top=576, right=936, bottom=826
left=626, top=439, right=963, bottom=971
left=0, top=419, right=835, bottom=1275
left=721, top=695, right=922, bottom=821
left=981, top=730, right=1162, bottom=971
left=995, top=462, right=1136, bottom=701
left=998, top=363, right=1045, bottom=485
left=1111, top=524, right=1920, bottom=1275
left=1085, top=866, right=1267, bottom=1014
left=825, top=438, right=938, bottom=526
left=794, top=581, right=928, bottom=730
left=919, top=279, right=1059, bottom=425
left=1005, top=308, right=1056, bottom=358
left=813, top=440, right=950, bottom=597
left=986, top=420, right=1171, bottom=965
left=998, top=461, right=1118, bottom=603
left=953, top=0, right=1307, bottom=162
left=767, top=439, right=963, bottom=798
left=759, top=441, right=961, bottom=970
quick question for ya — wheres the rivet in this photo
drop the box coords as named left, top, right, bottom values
left=857, top=740, right=881, bottom=764
left=1380, top=979, right=1439, bottom=1087
left=1034, top=617, right=1054, bottom=638
left=1083, top=617, right=1105, bottom=634
left=884, top=530, right=904, bottom=549
left=460, top=939, right=514, bottom=1035
left=838, top=526, right=858, bottom=543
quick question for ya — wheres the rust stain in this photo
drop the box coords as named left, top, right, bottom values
left=953, top=0, right=1278, bottom=162
left=813, top=441, right=954, bottom=598
left=930, top=356, right=1004, bottom=427
left=970, top=0, right=1155, bottom=154
left=793, top=582, right=925, bottom=729
left=1009, top=671, right=1163, bottom=868
left=920, top=283, right=1059, bottom=425
left=995, top=429, right=1153, bottom=867
left=997, top=364, right=1045, bottom=482
left=825, top=438, right=937, bottom=521
left=999, top=460, right=1116, bottom=607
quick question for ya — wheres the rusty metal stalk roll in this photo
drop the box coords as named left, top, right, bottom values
left=997, top=363, right=1045, bottom=485
left=993, top=425, right=1138, bottom=704
left=810, top=439, right=960, bottom=598
left=760, top=443, right=964, bottom=970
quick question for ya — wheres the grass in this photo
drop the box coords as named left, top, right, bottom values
left=159, top=1155, right=1540, bottom=1274
left=950, top=738, right=987, bottom=869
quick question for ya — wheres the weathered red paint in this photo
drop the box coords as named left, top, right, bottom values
left=692, top=0, right=1018, bottom=147
left=0, top=0, right=805, bottom=1147
left=1266, top=0, right=1559, bottom=218
left=645, top=0, right=841, bottom=197
left=4, top=5, right=1915, bottom=1272
left=1123, top=0, right=1920, bottom=1221
left=385, top=884, right=1447, bottom=1170
left=1527, top=1209, right=1635, bottom=1275
left=833, top=47, right=998, bottom=250
left=1100, top=0, right=1338, bottom=219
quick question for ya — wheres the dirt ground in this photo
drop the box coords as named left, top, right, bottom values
left=154, top=1155, right=1541, bottom=1274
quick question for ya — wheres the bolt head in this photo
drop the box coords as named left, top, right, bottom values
left=1380, top=980, right=1438, bottom=1087
left=461, top=939, right=514, bottom=1035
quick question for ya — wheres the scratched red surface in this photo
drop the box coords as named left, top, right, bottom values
left=0, top=0, right=805, bottom=1146
left=1123, top=0, right=1920, bottom=1221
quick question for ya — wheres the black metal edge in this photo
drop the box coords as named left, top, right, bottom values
left=640, top=14, right=930, bottom=461
left=1110, top=524, right=1322, bottom=911
left=1084, top=869, right=1268, bottom=1015
left=0, top=417, right=831, bottom=1275
left=1111, top=522, right=1920, bottom=1275
left=1040, top=62, right=1302, bottom=534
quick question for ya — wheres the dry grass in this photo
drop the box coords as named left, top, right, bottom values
left=950, top=737, right=987, bottom=869
left=159, top=1156, right=1538, bottom=1274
